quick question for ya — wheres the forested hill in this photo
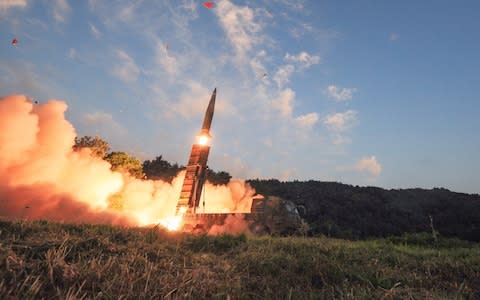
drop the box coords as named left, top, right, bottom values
left=247, top=179, right=480, bottom=242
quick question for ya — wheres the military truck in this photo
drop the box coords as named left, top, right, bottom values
left=181, top=195, right=303, bottom=235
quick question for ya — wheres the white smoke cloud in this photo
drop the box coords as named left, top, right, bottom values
left=0, top=95, right=255, bottom=231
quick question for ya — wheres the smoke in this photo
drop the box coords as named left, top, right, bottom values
left=0, top=95, right=255, bottom=228
left=208, top=214, right=251, bottom=236
left=199, top=180, right=255, bottom=213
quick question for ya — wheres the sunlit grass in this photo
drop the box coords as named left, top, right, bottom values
left=1, top=219, right=479, bottom=299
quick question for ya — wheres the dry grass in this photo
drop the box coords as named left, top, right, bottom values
left=1, top=219, right=479, bottom=299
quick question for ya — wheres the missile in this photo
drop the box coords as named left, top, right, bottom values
left=199, top=88, right=216, bottom=137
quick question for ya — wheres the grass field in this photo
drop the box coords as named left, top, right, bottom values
left=1, top=219, right=479, bottom=299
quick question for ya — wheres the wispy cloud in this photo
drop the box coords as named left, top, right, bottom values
left=356, top=156, right=382, bottom=176
left=284, top=51, right=320, bottom=69
left=295, top=112, right=319, bottom=130
left=273, top=51, right=320, bottom=88
left=272, top=88, right=295, bottom=118
left=89, top=22, right=101, bottom=39
left=112, top=50, right=140, bottom=82
left=215, top=0, right=262, bottom=61
left=0, top=0, right=27, bottom=11
left=273, top=65, right=294, bottom=88
left=325, top=85, right=357, bottom=101
left=53, top=0, right=71, bottom=23
left=323, top=110, right=358, bottom=132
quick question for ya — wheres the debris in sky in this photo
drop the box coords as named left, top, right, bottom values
left=262, top=72, right=268, bottom=78
left=11, top=38, right=18, bottom=46
left=203, top=1, right=215, bottom=9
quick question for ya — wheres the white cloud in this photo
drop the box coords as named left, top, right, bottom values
left=215, top=0, right=262, bottom=59
left=89, top=22, right=101, bottom=39
left=284, top=51, right=320, bottom=68
left=272, top=88, right=295, bottom=118
left=273, top=51, right=320, bottom=88
left=250, top=57, right=266, bottom=77
left=356, top=156, right=382, bottom=176
left=323, top=110, right=357, bottom=132
left=325, top=85, right=357, bottom=101
left=67, top=48, right=76, bottom=59
left=273, top=64, right=294, bottom=88
left=112, top=50, right=140, bottom=82
left=295, top=112, right=319, bottom=130
left=53, top=0, right=71, bottom=23
left=0, top=0, right=27, bottom=11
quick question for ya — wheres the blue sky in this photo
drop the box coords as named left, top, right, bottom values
left=1, top=0, right=479, bottom=194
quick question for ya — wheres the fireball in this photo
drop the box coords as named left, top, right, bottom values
left=197, top=135, right=209, bottom=146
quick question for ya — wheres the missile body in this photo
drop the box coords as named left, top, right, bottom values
left=176, top=88, right=216, bottom=215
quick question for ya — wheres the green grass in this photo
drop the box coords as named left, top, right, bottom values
left=1, top=219, right=479, bottom=299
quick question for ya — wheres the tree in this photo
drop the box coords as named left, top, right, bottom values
left=142, top=155, right=184, bottom=182
left=206, top=169, right=232, bottom=185
left=73, top=135, right=110, bottom=158
left=105, top=151, right=144, bottom=178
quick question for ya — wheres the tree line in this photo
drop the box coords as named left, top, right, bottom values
left=74, top=135, right=480, bottom=241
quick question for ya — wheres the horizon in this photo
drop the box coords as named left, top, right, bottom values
left=1, top=1, right=479, bottom=194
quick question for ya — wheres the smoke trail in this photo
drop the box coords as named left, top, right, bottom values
left=0, top=95, right=255, bottom=228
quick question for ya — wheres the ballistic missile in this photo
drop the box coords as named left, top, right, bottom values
left=200, top=88, right=216, bottom=136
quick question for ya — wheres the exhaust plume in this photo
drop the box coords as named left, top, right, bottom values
left=0, top=95, right=255, bottom=229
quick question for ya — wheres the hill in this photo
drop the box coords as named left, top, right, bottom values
left=248, top=179, right=480, bottom=241
left=1, top=220, right=479, bottom=299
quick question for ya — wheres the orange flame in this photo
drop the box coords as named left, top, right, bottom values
left=158, top=207, right=186, bottom=231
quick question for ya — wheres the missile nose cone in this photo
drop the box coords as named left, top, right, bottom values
left=213, top=88, right=216, bottom=94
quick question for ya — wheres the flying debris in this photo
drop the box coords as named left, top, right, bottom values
left=203, top=1, right=215, bottom=9
left=163, top=43, right=169, bottom=52
left=261, top=72, right=268, bottom=78
left=11, top=38, right=18, bottom=46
